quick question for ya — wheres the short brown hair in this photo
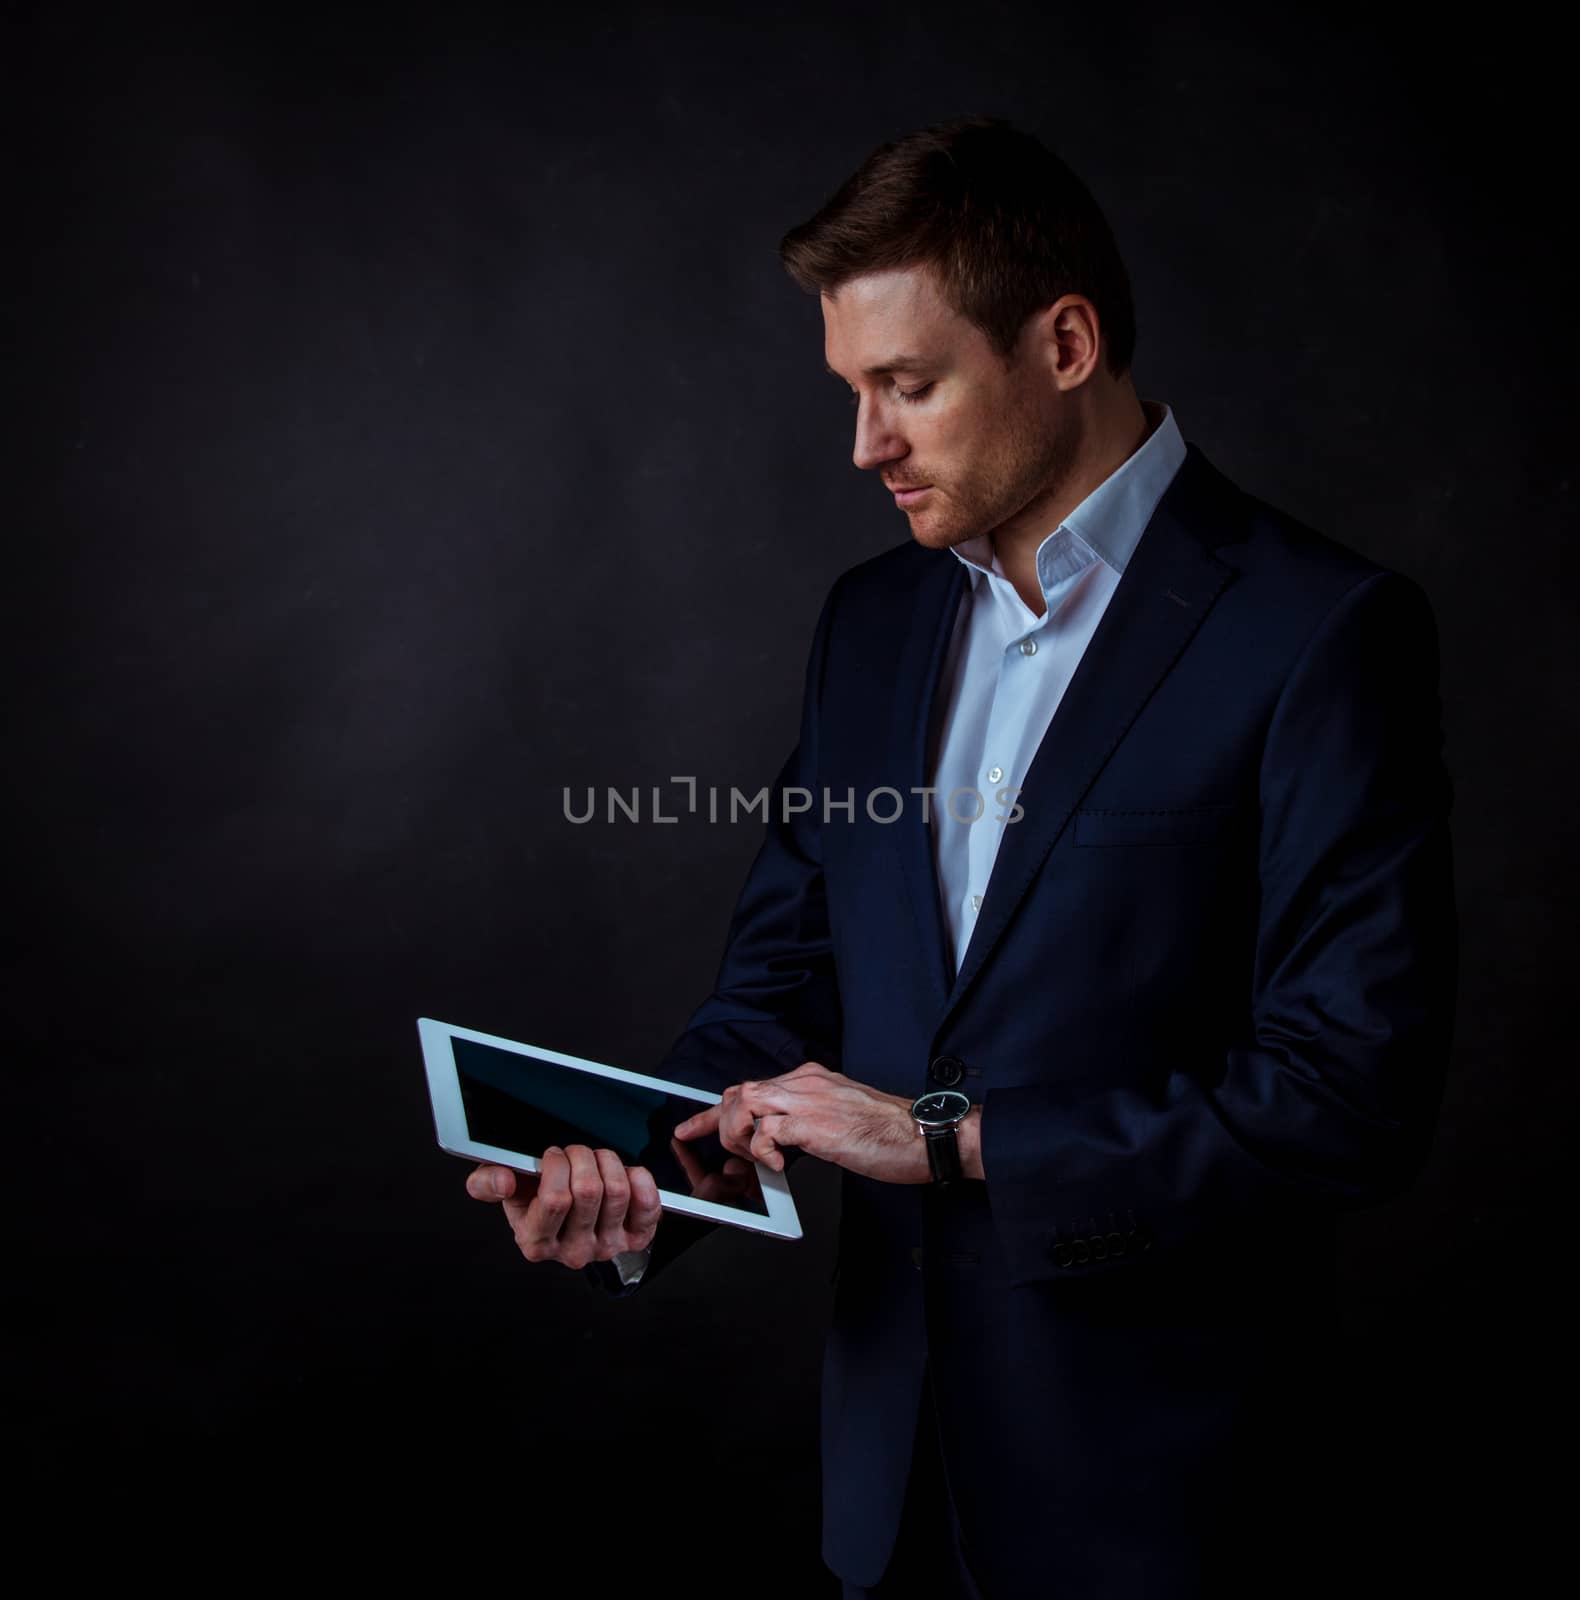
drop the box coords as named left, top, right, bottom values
left=778, top=114, right=1137, bottom=380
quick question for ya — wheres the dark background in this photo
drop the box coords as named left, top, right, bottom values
left=8, top=1, right=1570, bottom=1585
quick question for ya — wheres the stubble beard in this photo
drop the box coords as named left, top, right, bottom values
left=909, top=397, right=1080, bottom=552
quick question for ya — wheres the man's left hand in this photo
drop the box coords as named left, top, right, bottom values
left=677, top=1062, right=932, bottom=1184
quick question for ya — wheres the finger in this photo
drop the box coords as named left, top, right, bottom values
left=626, top=1165, right=662, bottom=1244
left=751, top=1113, right=792, bottom=1171
left=736, top=1083, right=813, bottom=1145
left=672, top=1102, right=721, bottom=1141
left=739, top=1082, right=795, bottom=1117
left=562, top=1144, right=604, bottom=1243
left=719, top=1107, right=759, bottom=1161
left=515, top=1148, right=571, bottom=1258
left=714, top=1081, right=753, bottom=1138
left=592, top=1148, right=631, bottom=1248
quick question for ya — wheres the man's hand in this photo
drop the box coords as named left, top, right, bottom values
left=465, top=1146, right=661, bottom=1269
left=673, top=1062, right=935, bottom=1185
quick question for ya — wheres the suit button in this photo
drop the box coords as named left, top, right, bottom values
left=929, top=1055, right=966, bottom=1087
left=910, top=1246, right=923, bottom=1271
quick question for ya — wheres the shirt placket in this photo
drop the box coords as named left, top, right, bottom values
left=965, top=588, right=1046, bottom=933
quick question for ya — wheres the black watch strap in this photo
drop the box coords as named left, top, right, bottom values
left=923, top=1124, right=963, bottom=1185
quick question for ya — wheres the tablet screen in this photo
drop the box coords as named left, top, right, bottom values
left=453, top=1036, right=769, bottom=1217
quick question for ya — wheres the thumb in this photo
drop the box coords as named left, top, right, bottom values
left=492, top=1166, right=540, bottom=1203
left=468, top=1163, right=525, bottom=1202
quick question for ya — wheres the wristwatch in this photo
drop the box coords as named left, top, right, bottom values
left=910, top=1089, right=973, bottom=1186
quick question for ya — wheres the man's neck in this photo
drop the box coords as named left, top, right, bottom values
left=994, top=394, right=1155, bottom=617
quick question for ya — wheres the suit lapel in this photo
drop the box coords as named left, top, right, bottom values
left=938, top=445, right=1237, bottom=1026
left=886, top=554, right=969, bottom=1021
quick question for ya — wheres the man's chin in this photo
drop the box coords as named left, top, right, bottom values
left=907, top=517, right=975, bottom=551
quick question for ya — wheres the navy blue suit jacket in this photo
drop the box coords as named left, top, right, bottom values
left=610, top=441, right=1457, bottom=1597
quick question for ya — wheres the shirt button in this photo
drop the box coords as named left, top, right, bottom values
left=1019, top=638, right=1038, bottom=656
left=970, top=893, right=983, bottom=911
left=986, top=766, right=1003, bottom=783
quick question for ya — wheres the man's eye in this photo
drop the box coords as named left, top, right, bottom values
left=848, top=382, right=934, bottom=406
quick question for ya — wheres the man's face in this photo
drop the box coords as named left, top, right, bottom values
left=821, top=264, right=1080, bottom=551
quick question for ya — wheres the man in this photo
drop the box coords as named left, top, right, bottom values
left=467, top=114, right=1458, bottom=1598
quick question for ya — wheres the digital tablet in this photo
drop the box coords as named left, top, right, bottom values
left=418, top=1017, right=802, bottom=1241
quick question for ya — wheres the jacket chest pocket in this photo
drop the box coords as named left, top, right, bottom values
left=1071, top=803, right=1241, bottom=847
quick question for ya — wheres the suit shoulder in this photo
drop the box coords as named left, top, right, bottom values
left=1194, top=446, right=1429, bottom=614
left=824, top=537, right=946, bottom=610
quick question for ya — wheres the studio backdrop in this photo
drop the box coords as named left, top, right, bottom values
left=9, top=3, right=1570, bottom=1584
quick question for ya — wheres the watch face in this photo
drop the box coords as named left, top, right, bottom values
left=912, top=1090, right=971, bottom=1126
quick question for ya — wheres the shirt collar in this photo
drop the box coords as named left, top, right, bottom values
left=951, top=398, right=1186, bottom=599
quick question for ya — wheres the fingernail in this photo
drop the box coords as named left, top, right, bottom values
left=490, top=1173, right=505, bottom=1196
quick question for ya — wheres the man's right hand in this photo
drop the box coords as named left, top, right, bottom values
left=672, top=1078, right=772, bottom=1162
left=466, top=1145, right=661, bottom=1270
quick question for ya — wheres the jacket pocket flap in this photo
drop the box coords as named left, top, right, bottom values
left=1072, top=804, right=1240, bottom=846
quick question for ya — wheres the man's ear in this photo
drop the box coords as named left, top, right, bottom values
left=1031, top=293, right=1101, bottom=389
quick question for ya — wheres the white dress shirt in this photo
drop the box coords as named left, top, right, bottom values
left=927, top=398, right=1187, bottom=974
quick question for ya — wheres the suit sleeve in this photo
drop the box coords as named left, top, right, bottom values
left=980, top=570, right=1460, bottom=1286
left=585, top=575, right=845, bottom=1297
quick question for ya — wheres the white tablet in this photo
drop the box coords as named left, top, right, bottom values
left=418, top=1017, right=802, bottom=1241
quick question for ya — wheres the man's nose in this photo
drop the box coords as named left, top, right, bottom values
left=851, top=402, right=908, bottom=474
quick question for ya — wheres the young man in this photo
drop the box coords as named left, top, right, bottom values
left=467, top=115, right=1458, bottom=1598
